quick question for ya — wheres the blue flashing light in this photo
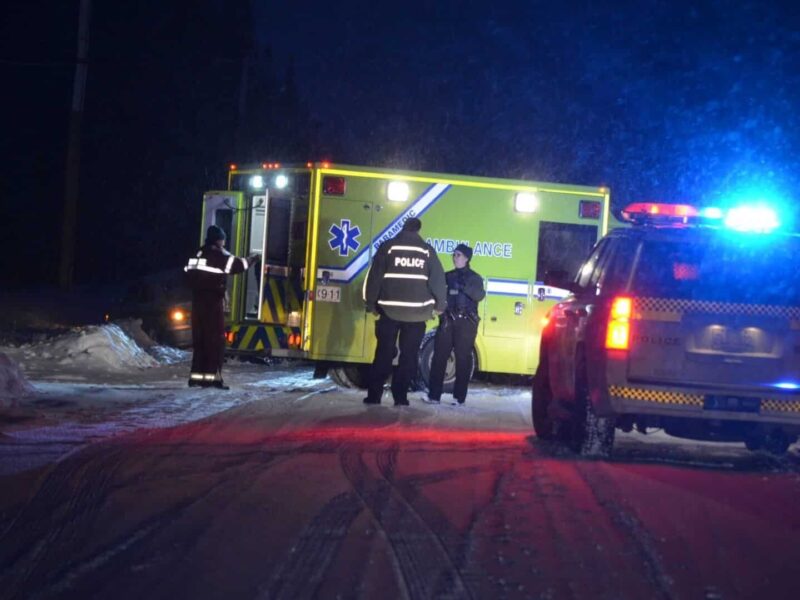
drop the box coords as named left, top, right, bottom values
left=701, top=207, right=723, bottom=220
left=773, top=381, right=800, bottom=391
left=723, top=205, right=780, bottom=233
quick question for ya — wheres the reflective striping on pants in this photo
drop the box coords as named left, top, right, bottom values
left=190, top=372, right=219, bottom=381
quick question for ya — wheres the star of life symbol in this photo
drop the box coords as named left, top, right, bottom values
left=328, top=219, right=361, bottom=256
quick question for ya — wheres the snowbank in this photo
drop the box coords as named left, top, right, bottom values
left=0, top=352, right=35, bottom=404
left=14, top=324, right=159, bottom=372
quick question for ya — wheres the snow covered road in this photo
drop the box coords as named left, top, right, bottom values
left=1, top=371, right=800, bottom=600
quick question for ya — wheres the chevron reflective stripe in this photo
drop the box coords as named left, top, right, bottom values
left=383, top=273, right=428, bottom=280
left=378, top=299, right=436, bottom=307
left=388, top=246, right=430, bottom=255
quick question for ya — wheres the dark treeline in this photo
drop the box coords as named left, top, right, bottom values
left=4, top=0, right=800, bottom=286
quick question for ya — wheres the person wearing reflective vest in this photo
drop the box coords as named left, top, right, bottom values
left=363, top=217, right=447, bottom=405
left=184, top=225, right=258, bottom=389
left=426, top=243, right=485, bottom=405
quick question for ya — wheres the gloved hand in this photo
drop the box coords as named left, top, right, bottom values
left=247, top=254, right=261, bottom=267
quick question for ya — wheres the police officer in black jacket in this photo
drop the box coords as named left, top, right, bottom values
left=184, top=225, right=258, bottom=389
left=427, top=243, right=485, bottom=405
left=363, top=218, right=447, bottom=405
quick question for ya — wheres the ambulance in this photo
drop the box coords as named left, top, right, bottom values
left=198, top=163, right=612, bottom=389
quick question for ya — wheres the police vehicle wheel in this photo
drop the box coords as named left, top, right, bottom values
left=563, top=353, right=615, bottom=457
left=761, top=431, right=792, bottom=456
left=532, top=354, right=556, bottom=440
left=415, top=332, right=475, bottom=394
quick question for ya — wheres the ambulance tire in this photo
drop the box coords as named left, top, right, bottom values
left=330, top=365, right=369, bottom=389
left=532, top=353, right=556, bottom=440
left=415, top=331, right=476, bottom=394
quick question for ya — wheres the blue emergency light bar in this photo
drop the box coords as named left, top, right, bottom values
left=622, top=201, right=781, bottom=233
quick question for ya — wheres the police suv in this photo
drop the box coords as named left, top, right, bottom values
left=534, top=201, right=800, bottom=456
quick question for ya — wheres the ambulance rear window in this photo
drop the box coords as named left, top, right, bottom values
left=630, top=235, right=800, bottom=305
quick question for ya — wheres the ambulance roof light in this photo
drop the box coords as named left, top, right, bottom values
left=515, top=192, right=538, bottom=213
left=249, top=175, right=265, bottom=189
left=229, top=164, right=237, bottom=171
left=387, top=181, right=410, bottom=202
left=275, top=174, right=289, bottom=189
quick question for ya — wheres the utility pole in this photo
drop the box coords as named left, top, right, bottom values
left=59, top=0, right=92, bottom=289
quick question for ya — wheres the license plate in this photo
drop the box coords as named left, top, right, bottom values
left=704, top=395, right=761, bottom=413
left=316, top=285, right=341, bottom=303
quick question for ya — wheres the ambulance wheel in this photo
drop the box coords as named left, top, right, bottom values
left=330, top=365, right=369, bottom=389
left=415, top=332, right=475, bottom=394
left=532, top=353, right=556, bottom=440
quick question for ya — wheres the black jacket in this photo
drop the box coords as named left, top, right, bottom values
left=445, top=267, right=485, bottom=315
left=363, top=230, right=447, bottom=322
left=185, top=244, right=251, bottom=298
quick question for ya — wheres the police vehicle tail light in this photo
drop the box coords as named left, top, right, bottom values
left=225, top=331, right=236, bottom=344
left=387, top=181, right=410, bottom=202
left=605, top=297, right=632, bottom=350
left=323, top=176, right=346, bottom=195
left=515, top=192, right=538, bottom=213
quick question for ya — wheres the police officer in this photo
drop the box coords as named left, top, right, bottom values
left=363, top=217, right=447, bottom=405
left=184, top=225, right=258, bottom=389
left=427, top=243, right=485, bottom=405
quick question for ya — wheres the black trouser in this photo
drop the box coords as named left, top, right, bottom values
left=190, top=292, right=225, bottom=384
left=367, top=316, right=426, bottom=404
left=428, top=315, right=478, bottom=402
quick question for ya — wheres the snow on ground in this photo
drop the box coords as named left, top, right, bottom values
left=0, top=322, right=798, bottom=478
left=0, top=353, right=35, bottom=404
left=3, top=323, right=158, bottom=372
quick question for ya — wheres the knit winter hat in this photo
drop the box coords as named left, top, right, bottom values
left=206, top=225, right=226, bottom=244
left=454, top=243, right=473, bottom=261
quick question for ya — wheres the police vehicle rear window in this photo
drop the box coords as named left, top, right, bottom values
left=630, top=235, right=800, bottom=305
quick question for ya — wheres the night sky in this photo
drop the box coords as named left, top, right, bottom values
left=3, top=0, right=800, bottom=287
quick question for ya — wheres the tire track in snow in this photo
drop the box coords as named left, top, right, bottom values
left=573, top=461, right=675, bottom=600
left=0, top=444, right=128, bottom=599
left=259, top=490, right=364, bottom=599
left=339, top=444, right=473, bottom=600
